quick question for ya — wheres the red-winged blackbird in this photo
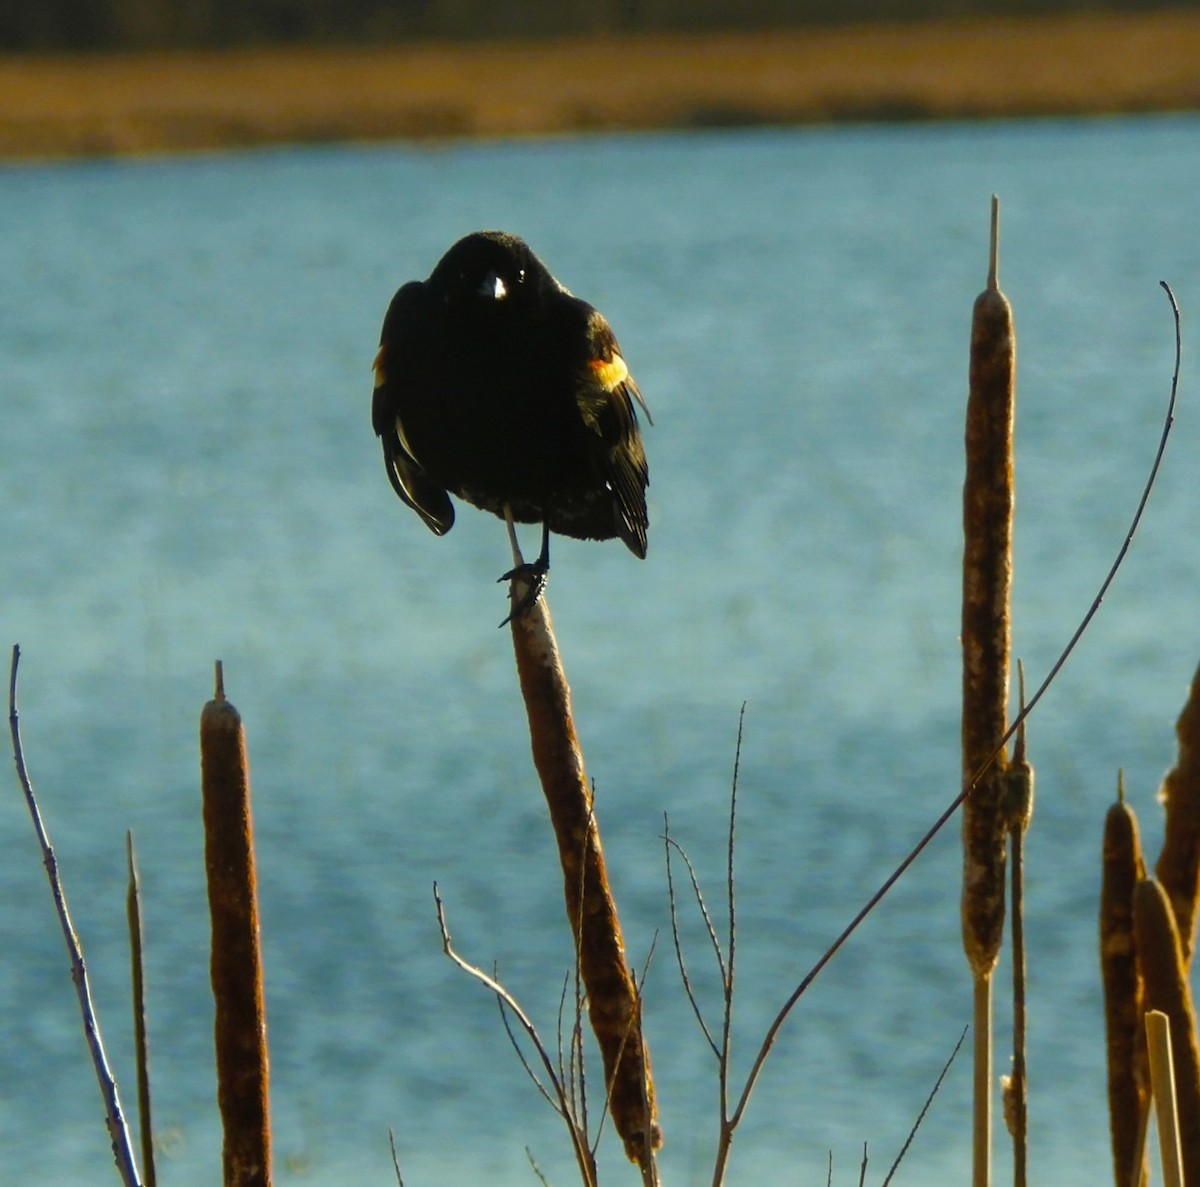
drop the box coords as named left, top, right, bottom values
left=372, top=230, right=650, bottom=618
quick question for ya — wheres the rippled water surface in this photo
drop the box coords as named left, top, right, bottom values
left=3, top=114, right=1200, bottom=1185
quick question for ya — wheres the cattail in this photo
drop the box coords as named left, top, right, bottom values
left=200, top=662, right=272, bottom=1187
left=508, top=578, right=660, bottom=1169
left=961, top=194, right=1016, bottom=1187
left=1100, top=784, right=1148, bottom=1187
left=1134, top=877, right=1200, bottom=1183
left=1155, top=661, right=1200, bottom=963
left=961, top=193, right=1015, bottom=976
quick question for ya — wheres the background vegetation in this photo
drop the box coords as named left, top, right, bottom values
left=1, top=0, right=1193, bottom=51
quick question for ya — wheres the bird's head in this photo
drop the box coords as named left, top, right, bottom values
left=428, top=231, right=560, bottom=320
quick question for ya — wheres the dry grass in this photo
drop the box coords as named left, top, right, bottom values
left=2, top=9, right=1199, bottom=158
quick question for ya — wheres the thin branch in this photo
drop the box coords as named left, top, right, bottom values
left=8, top=645, right=143, bottom=1187
left=435, top=888, right=559, bottom=1089
left=570, top=969, right=588, bottom=1136
left=526, top=1147, right=553, bottom=1187
left=725, top=704, right=746, bottom=991
left=496, top=975, right=562, bottom=1117
left=721, top=706, right=746, bottom=1096
left=434, top=883, right=597, bottom=1187
left=387, top=1128, right=406, bottom=1187
left=589, top=933, right=661, bottom=1176
left=663, top=817, right=720, bottom=1058
left=553, top=970, right=577, bottom=1120
left=631, top=936, right=662, bottom=1187
left=665, top=826, right=726, bottom=984
left=572, top=798, right=594, bottom=1150
left=881, top=1026, right=969, bottom=1187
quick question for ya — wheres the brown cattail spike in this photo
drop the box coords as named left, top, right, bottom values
left=200, top=665, right=272, bottom=1187
left=1155, top=661, right=1200, bottom=964
left=505, top=527, right=660, bottom=1170
left=1134, top=877, right=1200, bottom=1183
left=961, top=192, right=1016, bottom=978
left=961, top=194, right=1016, bottom=1187
left=1101, top=783, right=1149, bottom=1187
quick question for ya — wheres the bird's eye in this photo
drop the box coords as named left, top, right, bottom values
left=517, top=269, right=526, bottom=284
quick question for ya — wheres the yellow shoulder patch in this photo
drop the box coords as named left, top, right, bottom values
left=588, top=353, right=628, bottom=391
left=372, top=346, right=387, bottom=390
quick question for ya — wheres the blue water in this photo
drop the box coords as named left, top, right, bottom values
left=3, top=114, right=1200, bottom=1185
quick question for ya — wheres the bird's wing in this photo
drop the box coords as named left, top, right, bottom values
left=573, top=305, right=651, bottom=558
left=373, top=282, right=455, bottom=536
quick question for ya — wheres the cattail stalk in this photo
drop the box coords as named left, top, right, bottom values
left=505, top=545, right=660, bottom=1172
left=126, top=832, right=157, bottom=1187
left=200, top=662, right=272, bottom=1187
left=1101, top=782, right=1149, bottom=1187
left=1001, top=697, right=1034, bottom=1187
left=1145, top=1010, right=1185, bottom=1187
left=961, top=194, right=1016, bottom=1187
left=1155, top=661, right=1200, bottom=963
left=1134, top=878, right=1200, bottom=1183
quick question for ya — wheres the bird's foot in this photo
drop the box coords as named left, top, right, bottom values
left=498, top=560, right=548, bottom=626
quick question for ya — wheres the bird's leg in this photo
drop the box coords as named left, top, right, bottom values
left=498, top=509, right=550, bottom=625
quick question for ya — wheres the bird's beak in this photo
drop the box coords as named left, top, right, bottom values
left=479, top=271, right=508, bottom=301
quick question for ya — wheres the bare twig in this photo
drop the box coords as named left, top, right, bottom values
left=526, top=1147, right=553, bottom=1187
left=663, top=825, right=721, bottom=1058
left=496, top=976, right=561, bottom=1115
left=387, top=1128, right=406, bottom=1187
left=552, top=971, right=578, bottom=1120
left=882, top=1026, right=969, bottom=1187
left=707, top=709, right=750, bottom=1186
left=571, top=967, right=588, bottom=1139
left=126, top=831, right=156, bottom=1187
left=720, top=706, right=745, bottom=1106
left=8, top=645, right=143, bottom=1187
left=434, top=883, right=597, bottom=1187
left=572, top=799, right=594, bottom=1155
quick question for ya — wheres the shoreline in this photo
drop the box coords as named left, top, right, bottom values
left=2, top=10, right=1200, bottom=160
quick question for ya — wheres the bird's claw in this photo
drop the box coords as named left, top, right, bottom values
left=498, top=561, right=548, bottom=626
